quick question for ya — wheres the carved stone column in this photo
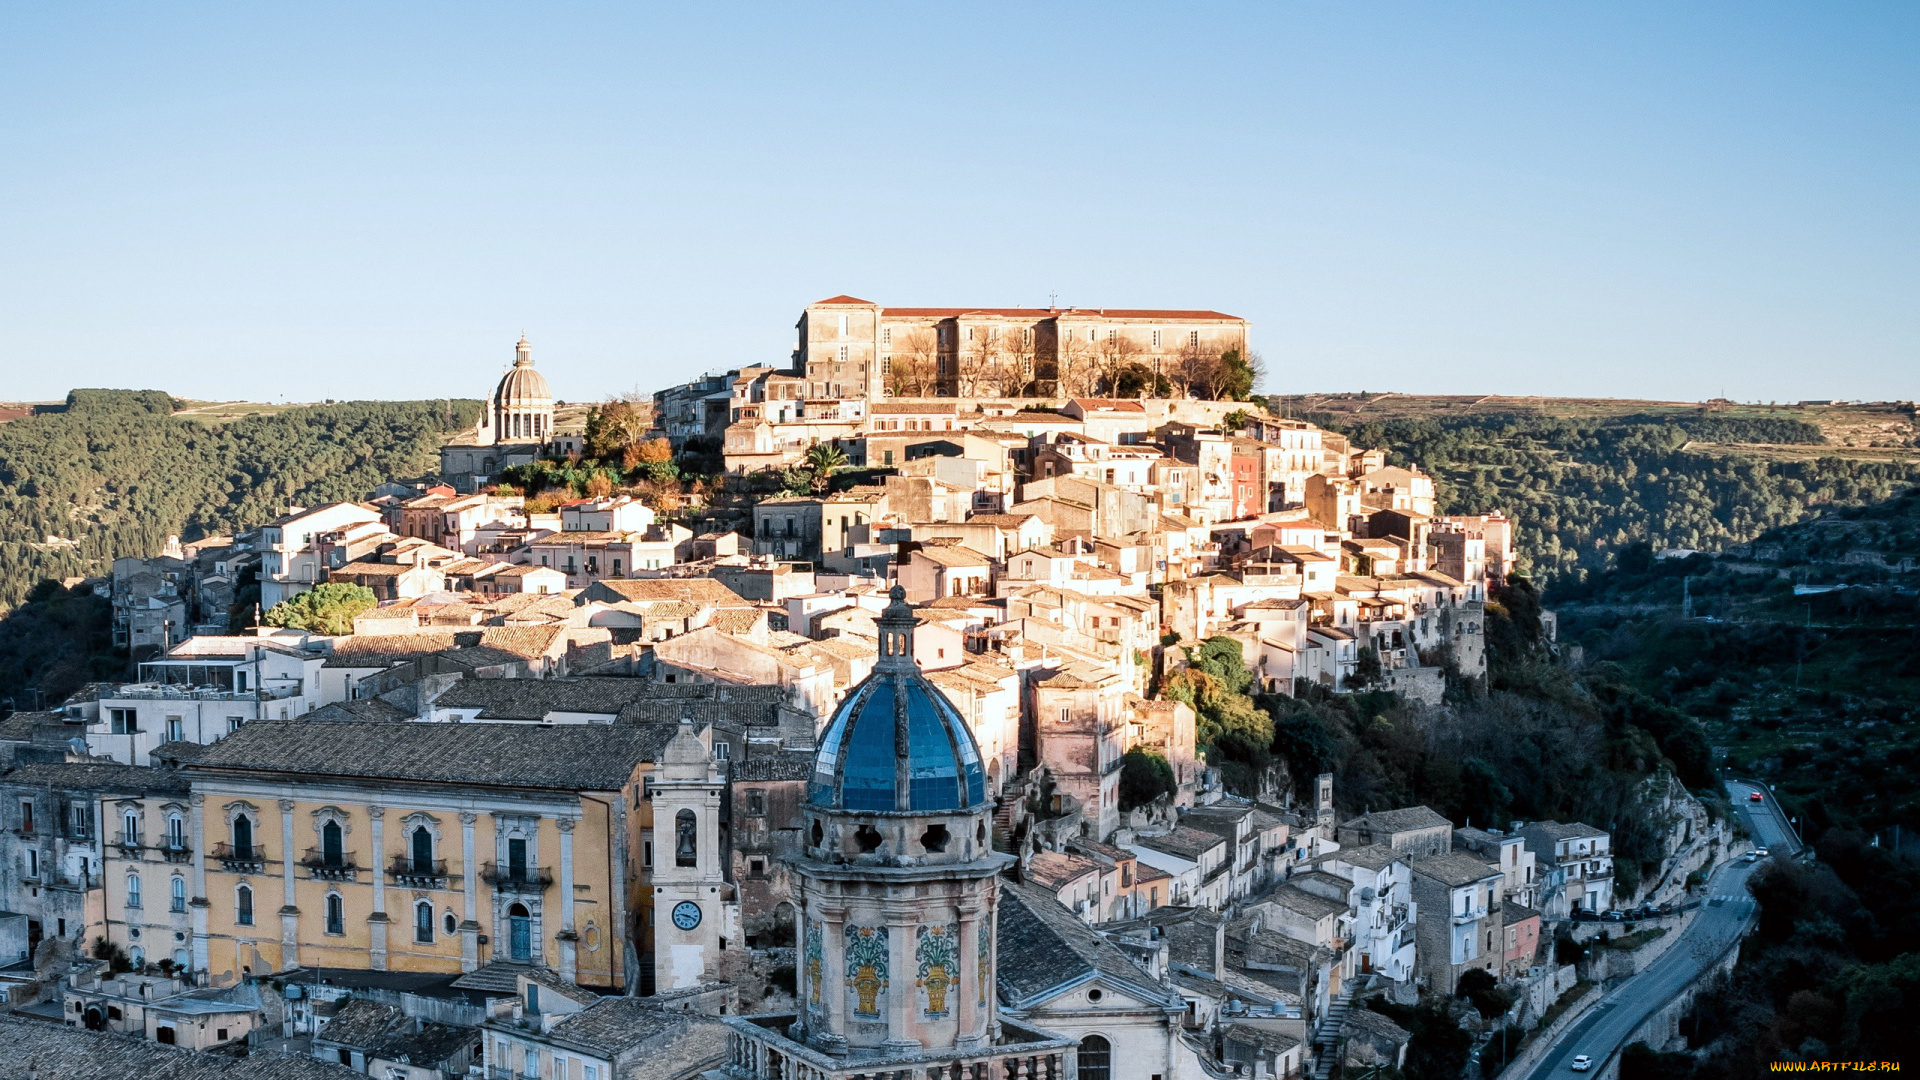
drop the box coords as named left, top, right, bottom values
left=278, top=798, right=299, bottom=970
left=817, top=901, right=849, bottom=1056
left=882, top=901, right=919, bottom=1055
left=189, top=794, right=210, bottom=977
left=367, top=805, right=388, bottom=971
left=558, top=816, right=578, bottom=982
left=459, top=811, right=479, bottom=972
left=956, top=898, right=983, bottom=1051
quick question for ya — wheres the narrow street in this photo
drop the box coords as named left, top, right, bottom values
left=1515, top=782, right=1793, bottom=1080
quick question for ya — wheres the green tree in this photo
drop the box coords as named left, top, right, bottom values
left=1163, top=637, right=1273, bottom=793
left=1456, top=968, right=1513, bottom=1020
left=1119, top=748, right=1177, bottom=811
left=1619, top=1041, right=1694, bottom=1080
left=261, top=583, right=377, bottom=635
left=804, top=443, right=849, bottom=494
left=1352, top=646, right=1385, bottom=689
left=1215, top=349, right=1260, bottom=401
left=1367, top=999, right=1471, bottom=1080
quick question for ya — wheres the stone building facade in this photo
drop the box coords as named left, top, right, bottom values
left=795, top=296, right=1251, bottom=400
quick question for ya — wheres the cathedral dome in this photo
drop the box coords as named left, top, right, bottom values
left=494, top=336, right=553, bottom=407
left=808, top=587, right=988, bottom=813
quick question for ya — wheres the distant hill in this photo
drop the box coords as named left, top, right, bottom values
left=1272, top=394, right=1920, bottom=588
left=1556, top=485, right=1920, bottom=839
left=0, top=389, right=478, bottom=611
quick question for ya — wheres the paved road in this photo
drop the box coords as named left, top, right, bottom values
left=1725, top=779, right=1801, bottom=855
left=1516, top=782, right=1793, bottom=1080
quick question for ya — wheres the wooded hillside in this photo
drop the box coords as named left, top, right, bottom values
left=1308, top=410, right=1920, bottom=588
left=0, top=390, right=476, bottom=610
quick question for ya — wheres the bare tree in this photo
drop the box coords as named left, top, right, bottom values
left=1053, top=330, right=1101, bottom=398
left=1094, top=333, right=1146, bottom=397
left=1173, top=343, right=1225, bottom=400
left=958, top=327, right=1018, bottom=398
left=1001, top=327, right=1042, bottom=397
left=887, top=328, right=941, bottom=398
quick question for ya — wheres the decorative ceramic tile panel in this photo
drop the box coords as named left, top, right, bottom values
left=916, top=923, right=959, bottom=1017
left=844, top=923, right=889, bottom=1018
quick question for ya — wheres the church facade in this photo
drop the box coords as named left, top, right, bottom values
left=440, top=336, right=559, bottom=492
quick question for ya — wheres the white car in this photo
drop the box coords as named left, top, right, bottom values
left=1571, top=1056, right=1593, bottom=1072
left=1755, top=848, right=1770, bottom=857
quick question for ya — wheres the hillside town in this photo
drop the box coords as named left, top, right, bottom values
left=0, top=298, right=1728, bottom=1080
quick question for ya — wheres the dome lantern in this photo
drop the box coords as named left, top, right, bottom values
left=807, top=586, right=987, bottom=814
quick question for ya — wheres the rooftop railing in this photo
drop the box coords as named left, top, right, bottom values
left=720, top=1015, right=1077, bottom=1080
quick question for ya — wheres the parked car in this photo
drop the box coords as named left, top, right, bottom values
left=1743, top=852, right=1758, bottom=863
left=1602, top=910, right=1626, bottom=921
left=1571, top=1056, right=1593, bottom=1072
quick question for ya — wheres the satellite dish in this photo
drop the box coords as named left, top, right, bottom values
left=68, top=738, right=87, bottom=755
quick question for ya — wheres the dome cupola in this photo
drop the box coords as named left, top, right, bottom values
left=808, top=586, right=987, bottom=813
left=488, top=335, right=554, bottom=443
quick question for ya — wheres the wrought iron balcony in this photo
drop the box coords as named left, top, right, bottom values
left=300, top=848, right=359, bottom=881
left=388, top=856, right=449, bottom=889
left=481, top=862, right=553, bottom=894
left=209, top=842, right=265, bottom=873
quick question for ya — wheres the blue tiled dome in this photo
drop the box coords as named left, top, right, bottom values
left=807, top=587, right=988, bottom=813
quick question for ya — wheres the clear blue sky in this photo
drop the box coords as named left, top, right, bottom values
left=2, top=4, right=1915, bottom=404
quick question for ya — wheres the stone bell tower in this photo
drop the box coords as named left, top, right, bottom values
left=789, top=586, right=1010, bottom=1057
left=650, top=717, right=733, bottom=992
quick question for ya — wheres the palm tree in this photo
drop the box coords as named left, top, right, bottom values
left=804, top=443, right=848, bottom=493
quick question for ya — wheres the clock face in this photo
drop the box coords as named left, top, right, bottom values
left=671, top=901, right=702, bottom=931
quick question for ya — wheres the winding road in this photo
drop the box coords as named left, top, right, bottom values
left=1514, top=780, right=1793, bottom=1080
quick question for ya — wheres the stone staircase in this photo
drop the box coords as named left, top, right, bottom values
left=992, top=785, right=1024, bottom=853
left=1308, top=991, right=1354, bottom=1080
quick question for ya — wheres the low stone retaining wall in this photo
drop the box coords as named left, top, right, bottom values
left=1496, top=982, right=1599, bottom=1080
left=1591, top=933, right=1746, bottom=1080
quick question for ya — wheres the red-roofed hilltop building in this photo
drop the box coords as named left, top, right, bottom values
left=794, top=295, right=1250, bottom=401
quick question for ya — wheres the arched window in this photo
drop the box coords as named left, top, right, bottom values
left=675, top=809, right=698, bottom=868
left=321, top=821, right=343, bottom=867
left=415, top=900, right=433, bottom=944
left=411, top=826, right=433, bottom=873
left=123, top=810, right=139, bottom=846
left=128, top=945, right=144, bottom=969
left=326, top=894, right=344, bottom=935
left=236, top=885, right=254, bottom=926
left=166, top=814, right=184, bottom=850
left=126, top=873, right=142, bottom=909
left=170, top=876, right=186, bottom=912
left=1078, top=1036, right=1111, bottom=1080
left=232, top=815, right=253, bottom=857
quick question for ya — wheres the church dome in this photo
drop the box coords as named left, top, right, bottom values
left=494, top=336, right=553, bottom=407
left=808, top=587, right=988, bottom=813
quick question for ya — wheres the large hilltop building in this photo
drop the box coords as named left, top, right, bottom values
left=792, top=294, right=1252, bottom=401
